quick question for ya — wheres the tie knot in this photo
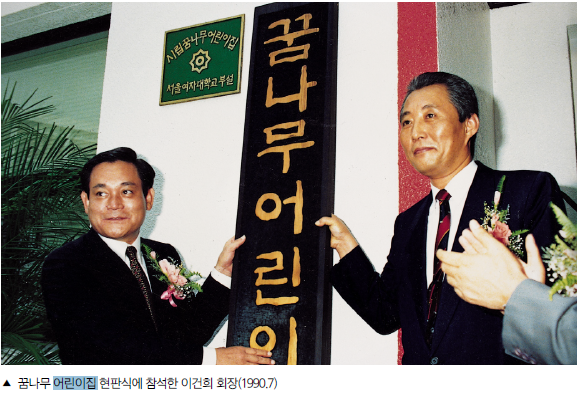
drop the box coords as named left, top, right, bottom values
left=436, top=189, right=450, bottom=203
left=126, top=246, right=138, bottom=260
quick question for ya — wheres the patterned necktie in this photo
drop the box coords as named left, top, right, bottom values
left=426, top=189, right=451, bottom=347
left=126, top=246, right=157, bottom=331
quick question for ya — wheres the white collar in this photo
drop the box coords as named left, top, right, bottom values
left=98, top=232, right=142, bottom=261
left=430, top=160, right=478, bottom=202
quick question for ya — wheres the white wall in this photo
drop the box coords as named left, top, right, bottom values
left=437, top=2, right=496, bottom=168
left=490, top=3, right=577, bottom=207
left=331, top=2, right=399, bottom=365
left=97, top=2, right=401, bottom=365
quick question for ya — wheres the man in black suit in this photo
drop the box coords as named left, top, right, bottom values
left=316, top=72, right=564, bottom=364
left=42, top=147, right=274, bottom=365
left=438, top=219, right=576, bottom=365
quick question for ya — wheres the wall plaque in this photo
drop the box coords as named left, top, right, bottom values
left=159, top=15, right=244, bottom=105
left=227, top=2, right=338, bottom=365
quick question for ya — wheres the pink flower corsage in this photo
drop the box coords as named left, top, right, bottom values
left=481, top=175, right=528, bottom=258
left=142, top=244, right=203, bottom=306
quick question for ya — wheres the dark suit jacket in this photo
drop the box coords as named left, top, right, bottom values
left=42, top=228, right=230, bottom=365
left=332, top=163, right=564, bottom=364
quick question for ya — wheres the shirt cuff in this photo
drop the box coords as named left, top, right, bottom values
left=210, top=268, right=231, bottom=289
left=202, top=347, right=217, bottom=365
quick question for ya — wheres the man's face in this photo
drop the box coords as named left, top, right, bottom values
left=399, top=84, right=478, bottom=186
left=81, top=161, right=154, bottom=244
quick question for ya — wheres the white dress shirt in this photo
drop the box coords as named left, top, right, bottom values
left=98, top=232, right=230, bottom=365
left=425, top=161, right=478, bottom=287
left=99, top=234, right=151, bottom=287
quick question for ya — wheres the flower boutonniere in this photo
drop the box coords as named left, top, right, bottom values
left=543, top=203, right=577, bottom=300
left=142, top=243, right=203, bottom=307
left=481, top=175, right=529, bottom=258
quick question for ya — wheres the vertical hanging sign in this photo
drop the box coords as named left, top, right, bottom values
left=228, top=2, right=338, bottom=365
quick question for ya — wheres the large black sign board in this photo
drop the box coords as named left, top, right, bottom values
left=227, top=2, right=338, bottom=365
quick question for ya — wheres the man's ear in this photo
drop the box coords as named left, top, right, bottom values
left=145, top=188, right=155, bottom=211
left=464, top=113, right=479, bottom=142
left=80, top=191, right=90, bottom=214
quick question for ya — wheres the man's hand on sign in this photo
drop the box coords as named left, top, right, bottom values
left=215, top=235, right=246, bottom=277
left=315, top=214, right=359, bottom=259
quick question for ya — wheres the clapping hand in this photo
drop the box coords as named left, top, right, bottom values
left=437, top=220, right=545, bottom=311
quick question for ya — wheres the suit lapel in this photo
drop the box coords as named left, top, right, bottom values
left=85, top=229, right=138, bottom=286
left=453, top=164, right=498, bottom=251
left=85, top=229, right=161, bottom=320
left=430, top=163, right=499, bottom=351
left=140, top=241, right=170, bottom=298
left=405, top=195, right=432, bottom=332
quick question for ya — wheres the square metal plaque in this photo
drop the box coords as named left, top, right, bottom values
left=160, top=15, right=244, bottom=105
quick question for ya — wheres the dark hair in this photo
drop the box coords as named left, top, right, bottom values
left=80, top=147, right=155, bottom=196
left=401, top=72, right=479, bottom=157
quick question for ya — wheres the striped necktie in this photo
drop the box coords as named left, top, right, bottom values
left=426, top=189, right=450, bottom=347
left=126, top=246, right=157, bottom=331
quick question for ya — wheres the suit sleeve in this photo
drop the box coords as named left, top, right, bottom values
left=164, top=274, right=230, bottom=347
left=331, top=222, right=402, bottom=335
left=503, top=279, right=577, bottom=364
left=501, top=172, right=576, bottom=364
left=146, top=242, right=230, bottom=360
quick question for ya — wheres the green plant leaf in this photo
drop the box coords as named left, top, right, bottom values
left=496, top=175, right=506, bottom=193
left=2, top=82, right=96, bottom=365
left=550, top=202, right=576, bottom=242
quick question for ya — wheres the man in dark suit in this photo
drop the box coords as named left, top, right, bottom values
left=42, top=147, right=274, bottom=365
left=316, top=72, right=564, bottom=364
left=439, top=219, right=576, bottom=365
